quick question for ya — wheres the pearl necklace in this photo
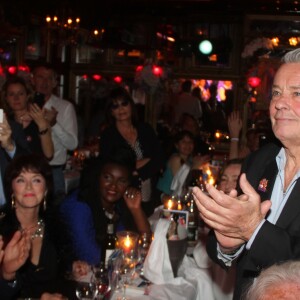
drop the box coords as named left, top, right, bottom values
left=31, top=219, right=45, bottom=240
left=21, top=219, right=45, bottom=240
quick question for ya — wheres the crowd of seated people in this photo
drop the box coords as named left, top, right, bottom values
left=0, top=63, right=289, bottom=299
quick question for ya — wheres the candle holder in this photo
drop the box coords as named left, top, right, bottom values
left=163, top=196, right=177, bottom=210
left=116, top=231, right=139, bottom=254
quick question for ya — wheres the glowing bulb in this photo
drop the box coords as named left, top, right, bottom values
left=271, top=37, right=279, bottom=47
left=136, top=65, right=143, bottom=72
left=199, top=40, right=213, bottom=55
left=289, top=37, right=298, bottom=46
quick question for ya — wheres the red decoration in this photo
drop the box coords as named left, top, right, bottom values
left=248, top=76, right=261, bottom=88
left=114, top=76, right=122, bottom=83
left=92, top=74, right=102, bottom=80
left=18, top=65, right=30, bottom=72
left=8, top=66, right=17, bottom=74
left=152, top=65, right=163, bottom=77
left=136, top=65, right=143, bottom=72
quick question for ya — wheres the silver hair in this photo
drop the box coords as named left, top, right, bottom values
left=244, top=260, right=300, bottom=300
left=282, top=48, right=300, bottom=63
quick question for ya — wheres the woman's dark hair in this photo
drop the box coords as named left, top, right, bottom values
left=217, top=158, right=244, bottom=185
left=105, top=87, right=138, bottom=126
left=174, top=130, right=195, bottom=145
left=2, top=153, right=74, bottom=273
left=79, top=146, right=135, bottom=199
left=78, top=147, right=136, bottom=245
left=4, top=153, right=53, bottom=211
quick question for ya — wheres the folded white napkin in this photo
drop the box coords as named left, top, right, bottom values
left=143, top=218, right=174, bottom=284
left=170, top=163, right=190, bottom=196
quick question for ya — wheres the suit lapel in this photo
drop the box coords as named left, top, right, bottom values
left=276, top=180, right=300, bottom=227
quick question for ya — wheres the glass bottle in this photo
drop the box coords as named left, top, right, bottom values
left=186, top=189, right=199, bottom=244
left=101, top=218, right=117, bottom=268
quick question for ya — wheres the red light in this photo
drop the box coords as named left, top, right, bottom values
left=248, top=76, right=261, bottom=88
left=92, top=74, right=102, bottom=80
left=8, top=66, right=17, bottom=74
left=114, top=76, right=122, bottom=83
left=152, top=65, right=163, bottom=77
left=136, top=65, right=143, bottom=72
left=82, top=74, right=88, bottom=80
left=18, top=65, right=30, bottom=72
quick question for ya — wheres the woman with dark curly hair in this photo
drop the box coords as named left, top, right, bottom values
left=60, top=147, right=151, bottom=268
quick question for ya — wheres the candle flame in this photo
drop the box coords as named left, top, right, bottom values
left=124, top=235, right=131, bottom=248
left=167, top=199, right=173, bottom=210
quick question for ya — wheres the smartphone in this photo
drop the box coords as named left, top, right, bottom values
left=0, top=108, right=3, bottom=123
left=32, top=93, right=45, bottom=109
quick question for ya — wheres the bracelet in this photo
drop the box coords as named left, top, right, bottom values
left=39, top=128, right=49, bottom=135
left=230, top=137, right=239, bottom=142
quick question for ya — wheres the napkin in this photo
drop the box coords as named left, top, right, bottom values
left=192, top=239, right=235, bottom=300
left=170, top=163, right=190, bottom=196
left=143, top=218, right=174, bottom=284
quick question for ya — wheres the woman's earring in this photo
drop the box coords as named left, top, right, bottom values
left=43, top=192, right=47, bottom=211
left=11, top=195, right=15, bottom=208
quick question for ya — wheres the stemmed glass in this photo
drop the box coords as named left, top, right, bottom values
left=120, top=248, right=139, bottom=300
left=75, top=281, right=97, bottom=300
left=116, top=231, right=139, bottom=300
left=92, top=263, right=111, bottom=299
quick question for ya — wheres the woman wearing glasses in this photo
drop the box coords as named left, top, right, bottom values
left=100, top=87, right=164, bottom=216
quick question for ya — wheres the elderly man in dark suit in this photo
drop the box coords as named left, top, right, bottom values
left=193, top=47, right=300, bottom=299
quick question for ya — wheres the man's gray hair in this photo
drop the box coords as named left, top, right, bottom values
left=282, top=48, right=300, bottom=63
left=244, top=260, right=300, bottom=300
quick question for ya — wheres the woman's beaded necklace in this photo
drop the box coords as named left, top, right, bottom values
left=20, top=219, right=45, bottom=240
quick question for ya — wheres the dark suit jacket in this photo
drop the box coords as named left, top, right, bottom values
left=0, top=120, right=30, bottom=205
left=207, top=142, right=300, bottom=299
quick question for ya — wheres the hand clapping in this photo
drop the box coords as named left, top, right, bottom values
left=192, top=173, right=272, bottom=250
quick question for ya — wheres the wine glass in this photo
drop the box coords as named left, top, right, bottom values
left=92, top=264, right=111, bottom=300
left=75, top=281, right=97, bottom=300
left=120, top=249, right=139, bottom=300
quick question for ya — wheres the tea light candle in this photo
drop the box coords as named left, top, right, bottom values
left=124, top=234, right=132, bottom=249
left=116, top=231, right=139, bottom=255
left=177, top=201, right=182, bottom=210
left=164, top=198, right=175, bottom=210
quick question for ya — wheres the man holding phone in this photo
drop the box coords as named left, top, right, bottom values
left=31, top=63, right=78, bottom=204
